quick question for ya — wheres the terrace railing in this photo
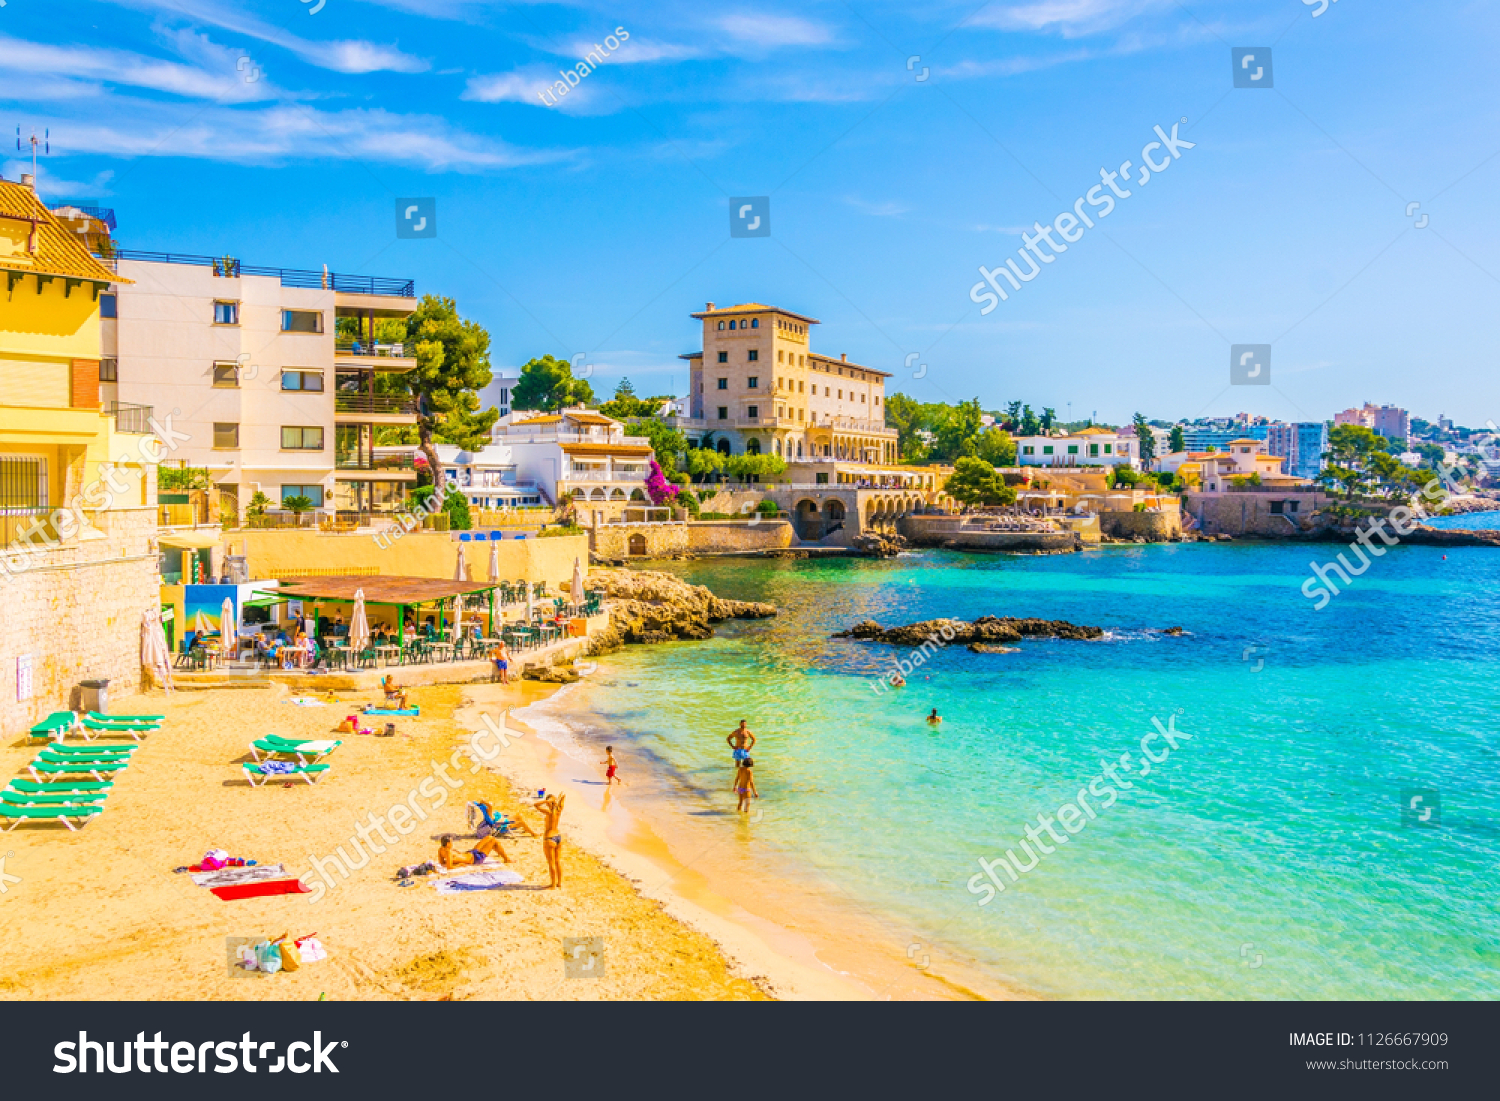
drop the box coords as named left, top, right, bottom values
left=109, top=249, right=415, bottom=298
left=107, top=401, right=154, bottom=434
left=334, top=393, right=419, bottom=416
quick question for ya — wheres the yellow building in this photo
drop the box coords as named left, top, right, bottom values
left=0, top=175, right=160, bottom=735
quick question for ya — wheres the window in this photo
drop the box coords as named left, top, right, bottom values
left=778, top=350, right=784, bottom=363
left=99, top=294, right=118, bottom=319
left=798, top=381, right=804, bottom=393
left=860, top=393, right=866, bottom=402
left=1042, top=445, right=1054, bottom=455
left=281, top=426, right=325, bottom=450
left=748, top=405, right=759, bottom=418
left=748, top=377, right=759, bottom=389
left=875, top=396, right=880, bottom=406
left=717, top=378, right=728, bottom=390
left=717, top=407, right=728, bottom=420
left=1103, top=444, right=1113, bottom=454
left=213, top=363, right=240, bottom=388
left=281, top=309, right=324, bottom=334
left=837, top=389, right=842, bottom=399
left=98, top=358, right=118, bottom=382
left=718, top=321, right=725, bottom=330
left=281, top=370, right=324, bottom=392
left=751, top=318, right=759, bottom=328
left=748, top=349, right=759, bottom=362
left=718, top=351, right=729, bottom=364
left=1023, top=446, right=1034, bottom=455
left=729, top=320, right=736, bottom=330
left=281, top=484, right=325, bottom=507
left=213, top=423, right=239, bottom=449
left=0, top=455, right=46, bottom=508
left=213, top=300, right=238, bottom=325
left=1089, top=444, right=1099, bottom=457
left=1068, top=445, right=1079, bottom=454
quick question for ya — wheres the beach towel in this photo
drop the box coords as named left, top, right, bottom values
left=433, top=868, right=523, bottom=892
left=258, top=760, right=298, bottom=775
left=364, top=707, right=419, bottom=716
left=191, top=864, right=287, bottom=889
left=211, top=878, right=312, bottom=901
left=285, top=697, right=326, bottom=707
left=291, top=740, right=338, bottom=754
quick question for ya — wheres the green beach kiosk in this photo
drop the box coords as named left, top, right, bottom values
left=274, top=575, right=509, bottom=649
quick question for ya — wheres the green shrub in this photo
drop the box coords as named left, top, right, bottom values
left=538, top=523, right=584, bottom=538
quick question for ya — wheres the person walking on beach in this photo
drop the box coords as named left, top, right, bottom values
left=727, top=720, right=756, bottom=765
left=490, top=640, right=511, bottom=685
left=438, top=833, right=510, bottom=868
left=534, top=792, right=567, bottom=888
left=602, top=746, right=622, bottom=787
left=732, top=757, right=758, bottom=813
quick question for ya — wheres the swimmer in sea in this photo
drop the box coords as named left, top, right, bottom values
left=927, top=708, right=942, bottom=726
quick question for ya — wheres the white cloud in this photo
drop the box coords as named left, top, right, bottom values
left=0, top=33, right=276, bottom=102
left=969, top=0, right=1167, bottom=37
left=845, top=196, right=910, bottom=217
left=715, top=13, right=835, bottom=49
left=23, top=97, right=574, bottom=172
left=1, top=162, right=117, bottom=200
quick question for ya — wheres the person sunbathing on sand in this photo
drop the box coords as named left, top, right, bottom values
left=381, top=675, right=408, bottom=710
left=438, top=833, right=509, bottom=868
left=534, top=793, right=566, bottom=888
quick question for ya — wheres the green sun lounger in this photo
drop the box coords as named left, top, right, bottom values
left=28, top=712, right=79, bottom=739
left=242, top=762, right=331, bottom=786
left=78, top=717, right=157, bottom=742
left=88, top=711, right=163, bottom=723
left=2, top=787, right=107, bottom=806
left=0, top=803, right=103, bottom=830
left=39, top=743, right=137, bottom=758
left=29, top=756, right=131, bottom=782
left=7, top=778, right=113, bottom=795
left=249, top=738, right=341, bottom=764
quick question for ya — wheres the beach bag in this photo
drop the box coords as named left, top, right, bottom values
left=253, top=940, right=282, bottom=975
left=295, top=936, right=327, bottom=963
left=201, top=849, right=228, bottom=871
left=277, top=937, right=301, bottom=972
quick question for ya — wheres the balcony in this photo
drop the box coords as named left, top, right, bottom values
left=335, top=453, right=416, bottom=472
left=0, top=506, right=58, bottom=548
left=335, top=341, right=417, bottom=370
left=108, top=249, right=414, bottom=297
left=107, top=401, right=153, bottom=434
left=565, top=469, right=646, bottom=482
left=334, top=393, right=418, bottom=416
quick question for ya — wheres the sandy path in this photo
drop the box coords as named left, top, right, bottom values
left=0, top=682, right=764, bottom=1000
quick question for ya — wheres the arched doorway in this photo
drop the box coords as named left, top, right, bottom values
left=746, top=438, right=761, bottom=455
left=628, top=533, right=647, bottom=556
left=795, top=498, right=821, bottom=541
left=826, top=499, right=846, bottom=537
left=717, top=439, right=732, bottom=456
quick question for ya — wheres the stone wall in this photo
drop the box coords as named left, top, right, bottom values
left=0, top=507, right=160, bottom=738
left=686, top=520, right=795, bottom=554
left=1185, top=491, right=1328, bottom=537
left=590, top=522, right=690, bottom=559
left=1101, top=509, right=1182, bottom=541
left=691, top=488, right=766, bottom=516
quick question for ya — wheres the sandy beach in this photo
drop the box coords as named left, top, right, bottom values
left=0, top=680, right=765, bottom=1000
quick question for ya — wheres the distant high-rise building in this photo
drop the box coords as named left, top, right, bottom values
left=1335, top=403, right=1409, bottom=441
left=1267, top=422, right=1328, bottom=481
left=1180, top=425, right=1269, bottom=452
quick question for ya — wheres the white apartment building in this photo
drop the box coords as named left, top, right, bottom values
left=106, top=251, right=420, bottom=521
left=434, top=443, right=544, bottom=510
left=496, top=409, right=653, bottom=520
left=478, top=368, right=521, bottom=421
left=1015, top=427, right=1138, bottom=469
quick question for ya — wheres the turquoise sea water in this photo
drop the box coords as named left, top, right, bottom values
left=1425, top=510, right=1500, bottom=531
left=560, top=545, right=1500, bottom=999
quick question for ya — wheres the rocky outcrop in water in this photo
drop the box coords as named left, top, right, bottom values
left=852, top=531, right=907, bottom=557
left=833, top=616, right=1105, bottom=646
left=586, top=568, right=776, bottom=646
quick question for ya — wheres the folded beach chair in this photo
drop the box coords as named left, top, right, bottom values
left=2, top=787, right=108, bottom=806
left=89, top=711, right=163, bottom=723
left=249, top=738, right=341, bottom=764
left=29, top=753, right=131, bottom=782
left=0, top=803, right=103, bottom=830
left=7, top=777, right=113, bottom=795
left=242, top=762, right=331, bottom=786
left=27, top=712, right=79, bottom=740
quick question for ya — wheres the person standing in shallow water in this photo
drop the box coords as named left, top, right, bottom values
left=732, top=757, right=758, bottom=813
left=727, top=720, right=756, bottom=765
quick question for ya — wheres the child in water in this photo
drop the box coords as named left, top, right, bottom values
left=732, top=757, right=759, bottom=813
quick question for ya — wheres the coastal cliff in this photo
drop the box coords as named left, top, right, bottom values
left=586, top=568, right=776, bottom=651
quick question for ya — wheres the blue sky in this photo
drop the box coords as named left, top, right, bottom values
left=3, top=0, right=1498, bottom=426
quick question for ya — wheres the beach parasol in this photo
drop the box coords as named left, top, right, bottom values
left=571, top=557, right=584, bottom=614
left=525, top=581, right=535, bottom=626
left=220, top=596, right=235, bottom=640
left=141, top=607, right=174, bottom=691
left=350, top=588, right=371, bottom=657
left=193, top=609, right=211, bottom=640
left=451, top=593, right=464, bottom=643
left=454, top=545, right=468, bottom=582
left=488, top=543, right=500, bottom=584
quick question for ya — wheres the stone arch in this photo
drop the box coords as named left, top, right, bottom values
left=774, top=438, right=783, bottom=457
left=717, top=438, right=732, bottom=456
left=826, top=499, right=846, bottom=521
left=628, top=533, right=647, bottom=556
left=588, top=488, right=605, bottom=500
left=746, top=437, right=762, bottom=455
left=797, top=440, right=804, bottom=458
left=795, top=498, right=822, bottom=541
left=610, top=488, right=627, bottom=500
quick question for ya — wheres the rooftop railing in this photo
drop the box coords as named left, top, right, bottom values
left=109, top=249, right=415, bottom=298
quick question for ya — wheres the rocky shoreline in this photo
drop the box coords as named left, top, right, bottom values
left=834, top=616, right=1107, bottom=651
left=520, top=568, right=776, bottom=683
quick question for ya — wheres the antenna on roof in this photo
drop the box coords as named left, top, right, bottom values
left=17, top=126, right=49, bottom=183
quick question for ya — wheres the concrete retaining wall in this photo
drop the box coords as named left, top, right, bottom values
left=1186, top=491, right=1328, bottom=537
left=900, top=515, right=1078, bottom=553
left=591, top=522, right=690, bottom=558
left=1101, top=509, right=1182, bottom=541
left=686, top=520, right=795, bottom=554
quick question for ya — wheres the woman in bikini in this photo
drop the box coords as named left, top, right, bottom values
left=732, top=757, right=758, bottom=813
left=533, top=792, right=566, bottom=888
left=438, top=833, right=509, bottom=868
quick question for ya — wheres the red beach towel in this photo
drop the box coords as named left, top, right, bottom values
left=211, top=878, right=311, bottom=901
